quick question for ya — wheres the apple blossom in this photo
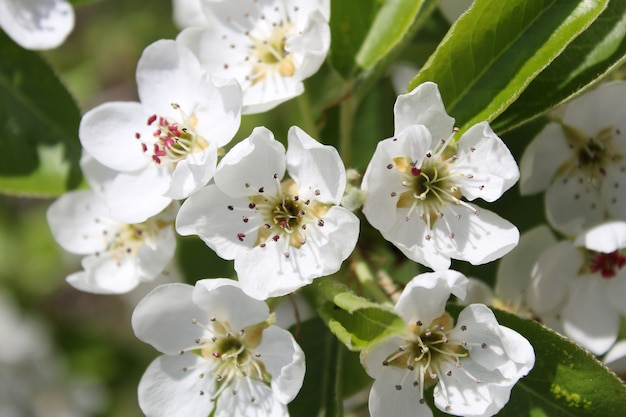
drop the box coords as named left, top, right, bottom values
left=527, top=220, right=626, bottom=355
left=132, top=279, right=305, bottom=417
left=361, top=82, right=520, bottom=270
left=360, top=271, right=534, bottom=417
left=177, top=0, right=330, bottom=114
left=0, top=0, right=74, bottom=50
left=79, top=39, right=242, bottom=223
left=47, top=188, right=178, bottom=295
left=520, top=81, right=626, bottom=236
left=176, top=126, right=360, bottom=299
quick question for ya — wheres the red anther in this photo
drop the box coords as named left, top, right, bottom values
left=411, top=167, right=422, bottom=177
left=590, top=250, right=626, bottom=278
left=147, top=114, right=157, bottom=125
left=237, top=233, right=246, bottom=241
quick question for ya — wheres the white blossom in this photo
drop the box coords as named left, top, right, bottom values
left=520, top=81, right=626, bottom=236
left=360, top=271, right=534, bottom=417
left=177, top=126, right=360, bottom=299
left=132, top=279, right=305, bottom=417
left=79, top=39, right=242, bottom=223
left=47, top=156, right=178, bottom=294
left=361, top=82, right=519, bottom=270
left=0, top=0, right=74, bottom=50
left=527, top=221, right=626, bottom=355
left=177, top=0, right=330, bottom=114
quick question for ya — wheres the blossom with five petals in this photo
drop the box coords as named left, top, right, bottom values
left=0, top=0, right=74, bottom=50
left=47, top=186, right=177, bottom=294
left=132, top=278, right=305, bottom=417
left=520, top=81, right=626, bottom=236
left=177, top=0, right=330, bottom=114
left=527, top=220, right=626, bottom=355
left=176, top=126, right=360, bottom=299
left=79, top=39, right=242, bottom=223
left=360, top=270, right=535, bottom=417
left=361, top=82, right=520, bottom=270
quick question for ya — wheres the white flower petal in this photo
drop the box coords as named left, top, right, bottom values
left=435, top=205, right=519, bottom=266
left=497, top=326, right=535, bottom=379
left=454, top=122, right=519, bottom=202
left=106, top=167, right=172, bottom=224
left=562, top=278, right=619, bottom=355
left=47, top=190, right=110, bottom=254
left=495, top=225, right=557, bottom=304
left=287, top=10, right=330, bottom=80
left=215, top=381, right=289, bottom=417
left=166, top=144, right=217, bottom=199
left=602, top=164, right=626, bottom=221
left=0, top=0, right=74, bottom=50
left=606, top=274, right=626, bottom=317
left=215, top=127, right=285, bottom=198
left=563, top=81, right=626, bottom=136
left=527, top=241, right=581, bottom=314
left=132, top=283, right=206, bottom=355
left=172, top=0, right=206, bottom=28
left=138, top=354, right=214, bottom=417
left=395, top=271, right=468, bottom=325
left=433, top=358, right=503, bottom=417
left=136, top=226, right=176, bottom=281
left=176, top=185, right=259, bottom=259
left=75, top=253, right=142, bottom=294
left=574, top=220, right=626, bottom=253
left=286, top=126, right=345, bottom=204
left=460, top=278, right=494, bottom=305
left=393, top=81, right=455, bottom=141
left=256, top=326, right=305, bottom=404
left=79, top=101, right=151, bottom=172
left=519, top=123, right=571, bottom=195
left=450, top=305, right=512, bottom=372
left=368, top=378, right=434, bottom=417
left=545, top=174, right=605, bottom=236
left=192, top=279, right=270, bottom=331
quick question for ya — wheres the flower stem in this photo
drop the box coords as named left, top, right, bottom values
left=339, top=91, right=358, bottom=167
left=351, top=248, right=392, bottom=305
left=296, top=91, right=319, bottom=139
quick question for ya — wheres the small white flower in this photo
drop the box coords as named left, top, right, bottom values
left=362, top=82, right=520, bottom=270
left=132, top=279, right=305, bottom=417
left=177, top=0, right=330, bottom=114
left=520, top=81, right=626, bottom=236
left=79, top=39, right=242, bottom=223
left=360, top=270, right=534, bottom=417
left=0, top=0, right=74, bottom=50
left=47, top=167, right=178, bottom=294
left=176, top=126, right=360, bottom=299
left=603, top=340, right=626, bottom=376
left=527, top=221, right=626, bottom=355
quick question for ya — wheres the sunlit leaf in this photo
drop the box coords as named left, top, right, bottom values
left=0, top=31, right=82, bottom=197
left=408, top=0, right=608, bottom=133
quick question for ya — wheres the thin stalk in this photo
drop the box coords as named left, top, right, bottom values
left=296, top=91, right=319, bottom=139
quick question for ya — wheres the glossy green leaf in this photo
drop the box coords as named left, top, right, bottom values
left=0, top=31, right=82, bottom=197
left=440, top=305, right=626, bottom=417
left=328, top=0, right=378, bottom=78
left=288, top=318, right=370, bottom=417
left=408, top=0, right=608, bottom=133
left=356, top=0, right=428, bottom=70
left=493, top=0, right=626, bottom=133
left=314, top=278, right=405, bottom=351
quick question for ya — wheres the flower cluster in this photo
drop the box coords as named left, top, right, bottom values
left=41, top=1, right=547, bottom=416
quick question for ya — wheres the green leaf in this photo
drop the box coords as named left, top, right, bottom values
left=408, top=0, right=608, bottom=133
left=355, top=0, right=428, bottom=70
left=328, top=0, right=379, bottom=78
left=443, top=305, right=626, bottom=417
left=0, top=31, right=82, bottom=197
left=288, top=318, right=371, bottom=417
left=313, top=278, right=405, bottom=351
left=493, top=0, right=626, bottom=133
